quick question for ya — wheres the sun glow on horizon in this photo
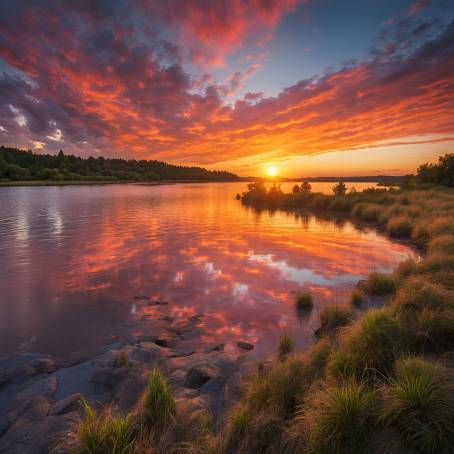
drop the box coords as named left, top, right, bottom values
left=266, top=165, right=278, bottom=177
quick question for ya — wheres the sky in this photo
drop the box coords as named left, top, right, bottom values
left=0, top=0, right=453, bottom=177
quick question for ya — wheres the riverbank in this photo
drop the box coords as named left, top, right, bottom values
left=227, top=183, right=454, bottom=453
left=0, top=311, right=259, bottom=452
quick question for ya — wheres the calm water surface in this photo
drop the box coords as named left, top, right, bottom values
left=0, top=182, right=415, bottom=357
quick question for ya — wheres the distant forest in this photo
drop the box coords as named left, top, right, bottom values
left=0, top=146, right=238, bottom=182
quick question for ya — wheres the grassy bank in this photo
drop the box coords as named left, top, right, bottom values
left=63, top=181, right=454, bottom=453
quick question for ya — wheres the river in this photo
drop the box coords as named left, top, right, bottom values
left=0, top=182, right=415, bottom=357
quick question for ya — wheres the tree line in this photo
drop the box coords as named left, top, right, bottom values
left=417, top=153, right=454, bottom=187
left=0, top=146, right=238, bottom=182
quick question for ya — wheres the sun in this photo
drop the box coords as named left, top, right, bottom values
left=266, top=165, right=278, bottom=177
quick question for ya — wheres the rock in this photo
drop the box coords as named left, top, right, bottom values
left=89, top=367, right=127, bottom=390
left=0, top=353, right=58, bottom=385
left=114, top=365, right=148, bottom=413
left=127, top=336, right=139, bottom=344
left=18, top=375, right=58, bottom=400
left=32, top=357, right=58, bottom=375
left=0, top=409, right=78, bottom=454
left=167, top=369, right=187, bottom=388
left=160, top=316, right=174, bottom=323
left=188, top=314, right=204, bottom=322
left=199, top=376, right=223, bottom=396
left=133, top=295, right=150, bottom=300
left=204, top=343, right=224, bottom=353
left=184, top=368, right=212, bottom=389
left=59, top=350, right=89, bottom=368
left=49, top=393, right=83, bottom=416
left=127, top=345, right=163, bottom=365
left=237, top=341, right=254, bottom=351
left=166, top=349, right=195, bottom=358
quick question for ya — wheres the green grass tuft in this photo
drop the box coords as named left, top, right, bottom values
left=427, top=234, right=454, bottom=256
left=295, top=291, right=313, bottom=311
left=141, top=367, right=175, bottom=435
left=296, top=381, right=378, bottom=453
left=278, top=332, right=294, bottom=361
left=382, top=357, right=454, bottom=453
left=341, top=308, right=414, bottom=378
left=386, top=216, right=414, bottom=238
left=368, top=272, right=396, bottom=296
left=76, top=400, right=136, bottom=454
left=351, top=288, right=365, bottom=306
left=319, top=305, right=353, bottom=335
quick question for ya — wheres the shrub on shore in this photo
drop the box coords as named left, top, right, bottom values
left=74, top=400, right=136, bottom=453
left=319, top=305, right=353, bottom=336
left=352, top=203, right=381, bottom=222
left=386, top=216, right=413, bottom=238
left=351, top=288, right=364, bottom=305
left=368, top=272, right=396, bottom=295
left=278, top=332, right=294, bottom=361
left=295, top=291, right=313, bottom=311
left=340, top=308, right=413, bottom=378
left=295, top=381, right=378, bottom=453
left=381, top=357, right=454, bottom=453
left=141, top=367, right=175, bottom=435
left=428, top=234, right=454, bottom=256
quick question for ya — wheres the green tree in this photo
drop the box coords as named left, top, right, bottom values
left=300, top=181, right=311, bottom=193
left=332, top=181, right=347, bottom=196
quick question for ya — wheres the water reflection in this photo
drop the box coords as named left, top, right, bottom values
left=0, top=183, right=415, bottom=357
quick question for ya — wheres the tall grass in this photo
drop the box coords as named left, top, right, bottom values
left=368, top=272, right=396, bottom=296
left=141, top=367, right=175, bottom=435
left=382, top=357, right=454, bottom=453
left=319, top=305, right=353, bottom=336
left=278, top=332, right=293, bottom=361
left=295, top=381, right=378, bottom=453
left=295, top=291, right=313, bottom=311
left=75, top=400, right=136, bottom=454
left=386, top=216, right=414, bottom=238
left=231, top=181, right=454, bottom=453
left=351, top=288, right=364, bottom=306
left=340, top=308, right=414, bottom=378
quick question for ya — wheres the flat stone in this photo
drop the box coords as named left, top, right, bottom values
left=204, top=343, right=224, bottom=353
left=49, top=393, right=83, bottom=416
left=127, top=345, right=163, bottom=365
left=32, top=358, right=58, bottom=375
left=59, top=350, right=89, bottom=368
left=237, top=341, right=254, bottom=351
left=0, top=410, right=78, bottom=454
left=89, top=367, right=127, bottom=390
left=18, top=375, right=58, bottom=400
left=166, top=349, right=195, bottom=358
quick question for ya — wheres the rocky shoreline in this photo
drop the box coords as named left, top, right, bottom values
left=0, top=313, right=257, bottom=453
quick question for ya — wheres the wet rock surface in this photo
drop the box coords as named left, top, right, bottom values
left=0, top=314, right=254, bottom=453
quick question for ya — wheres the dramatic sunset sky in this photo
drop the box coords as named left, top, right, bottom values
left=1, top=0, right=454, bottom=177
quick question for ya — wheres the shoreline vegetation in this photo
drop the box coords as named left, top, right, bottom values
left=0, top=146, right=239, bottom=183
left=1, top=154, right=453, bottom=453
